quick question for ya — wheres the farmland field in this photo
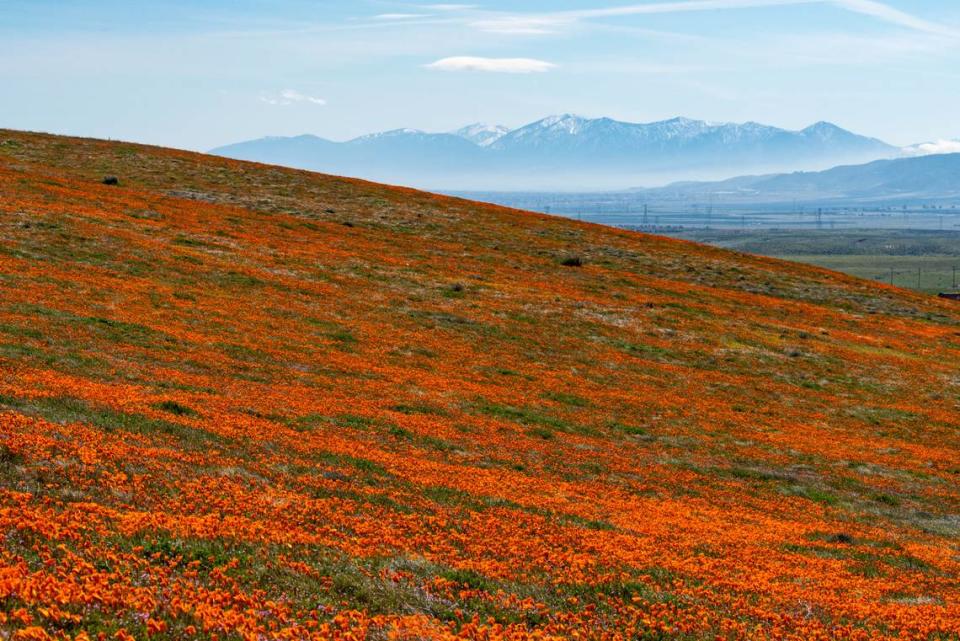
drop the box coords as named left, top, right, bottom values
left=676, top=229, right=960, bottom=294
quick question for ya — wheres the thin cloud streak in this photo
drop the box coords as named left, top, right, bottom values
left=834, top=0, right=960, bottom=38
left=471, top=0, right=959, bottom=39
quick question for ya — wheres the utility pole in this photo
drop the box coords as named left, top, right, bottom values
left=889, top=268, right=894, bottom=287
left=918, top=267, right=922, bottom=290
left=953, top=265, right=957, bottom=290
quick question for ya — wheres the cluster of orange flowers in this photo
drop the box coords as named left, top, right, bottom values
left=0, top=129, right=958, bottom=639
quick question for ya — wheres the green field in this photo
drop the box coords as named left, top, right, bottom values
left=675, top=229, right=960, bottom=295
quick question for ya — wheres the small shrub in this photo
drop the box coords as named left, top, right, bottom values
left=828, top=533, right=854, bottom=545
left=528, top=427, right=555, bottom=440
left=560, top=255, right=583, bottom=267
left=154, top=400, right=199, bottom=417
left=102, top=176, right=120, bottom=186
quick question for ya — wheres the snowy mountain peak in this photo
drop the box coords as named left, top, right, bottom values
left=801, top=121, right=853, bottom=140
left=453, top=123, right=510, bottom=147
left=804, top=121, right=843, bottom=132
left=536, top=114, right=589, bottom=133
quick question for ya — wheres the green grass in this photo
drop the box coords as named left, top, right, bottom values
left=676, top=229, right=960, bottom=294
left=0, top=393, right=224, bottom=449
left=470, top=400, right=596, bottom=437
left=782, top=255, right=960, bottom=294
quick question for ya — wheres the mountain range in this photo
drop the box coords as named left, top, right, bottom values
left=210, top=115, right=898, bottom=190
left=636, top=152, right=960, bottom=204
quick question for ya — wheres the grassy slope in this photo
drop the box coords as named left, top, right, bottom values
left=0, top=129, right=959, bottom=641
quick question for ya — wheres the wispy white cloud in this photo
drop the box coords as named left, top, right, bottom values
left=260, top=89, right=327, bottom=106
left=902, top=139, right=960, bottom=156
left=425, top=56, right=556, bottom=72
left=471, top=0, right=810, bottom=34
left=834, top=0, right=959, bottom=38
left=470, top=0, right=959, bottom=39
left=374, top=13, right=433, bottom=20
left=471, top=16, right=576, bottom=35
left=422, top=4, right=478, bottom=9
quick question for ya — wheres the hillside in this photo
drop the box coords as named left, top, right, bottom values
left=641, top=153, right=960, bottom=205
left=211, top=115, right=895, bottom=190
left=1, top=129, right=959, bottom=640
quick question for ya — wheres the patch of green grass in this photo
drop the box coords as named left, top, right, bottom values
left=607, top=420, right=649, bottom=437
left=9, top=303, right=180, bottom=349
left=608, top=338, right=677, bottom=363
left=210, top=270, right=265, bottom=289
left=171, top=235, right=226, bottom=250
left=0, top=393, right=224, bottom=449
left=315, top=450, right=389, bottom=478
left=527, top=427, right=555, bottom=440
left=543, top=391, right=592, bottom=408
left=471, top=400, right=595, bottom=436
left=390, top=402, right=448, bottom=416
left=782, top=484, right=839, bottom=505
left=845, top=405, right=921, bottom=427
left=325, top=328, right=358, bottom=348
left=724, top=466, right=784, bottom=482
left=0, top=322, right=44, bottom=340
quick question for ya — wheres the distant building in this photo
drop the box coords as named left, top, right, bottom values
left=939, top=292, right=960, bottom=301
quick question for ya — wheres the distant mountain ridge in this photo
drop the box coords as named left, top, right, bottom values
left=210, top=115, right=898, bottom=190
left=637, top=152, right=960, bottom=204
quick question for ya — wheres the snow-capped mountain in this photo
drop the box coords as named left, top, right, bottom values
left=211, top=115, right=898, bottom=190
left=453, top=123, right=510, bottom=147
left=491, top=115, right=891, bottom=159
left=492, top=115, right=718, bottom=152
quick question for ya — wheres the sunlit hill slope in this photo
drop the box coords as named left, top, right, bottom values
left=0, top=129, right=959, bottom=641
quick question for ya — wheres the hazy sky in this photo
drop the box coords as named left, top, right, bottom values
left=2, top=1, right=959, bottom=150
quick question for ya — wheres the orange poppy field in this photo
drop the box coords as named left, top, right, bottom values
left=0, top=129, right=958, bottom=640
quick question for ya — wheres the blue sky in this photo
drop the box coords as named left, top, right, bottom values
left=2, top=0, right=959, bottom=150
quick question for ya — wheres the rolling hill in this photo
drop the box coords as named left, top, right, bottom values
left=640, top=152, right=960, bottom=204
left=1, top=129, right=959, bottom=640
left=211, top=115, right=896, bottom=190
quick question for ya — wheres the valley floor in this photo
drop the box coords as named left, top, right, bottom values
left=676, top=229, right=960, bottom=295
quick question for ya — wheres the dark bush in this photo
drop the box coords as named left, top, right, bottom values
left=828, top=533, right=854, bottom=545
left=560, top=256, right=583, bottom=267
left=154, top=400, right=199, bottom=417
left=102, top=176, right=120, bottom=186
